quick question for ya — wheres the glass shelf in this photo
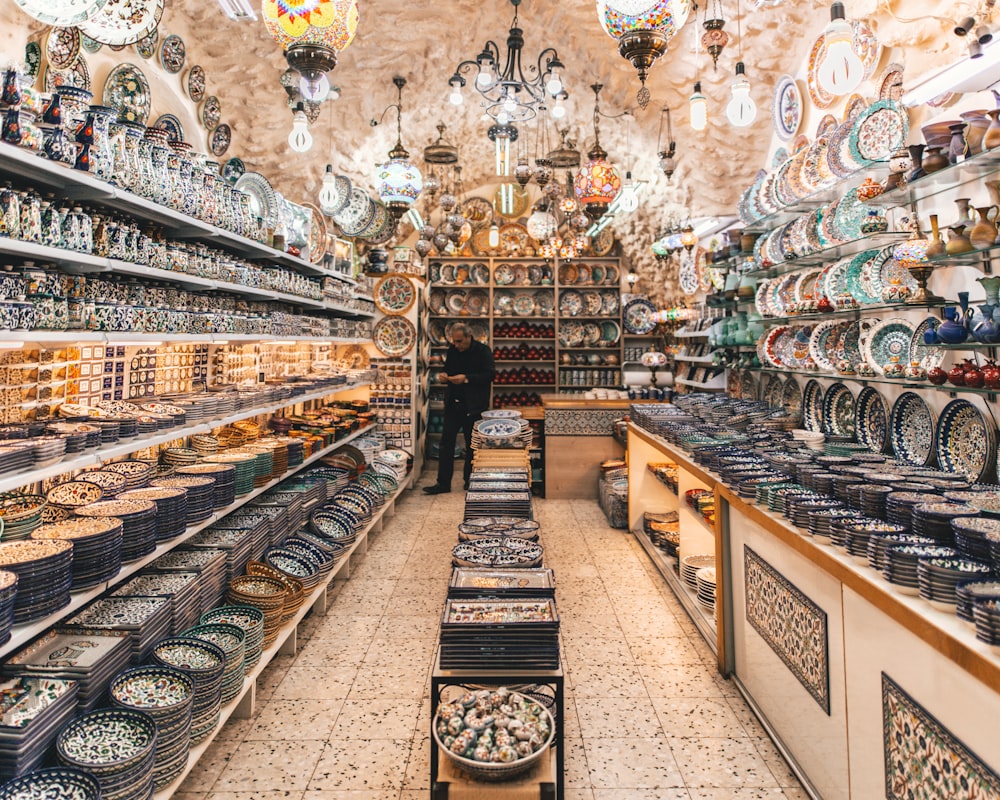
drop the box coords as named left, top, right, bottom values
left=744, top=232, right=910, bottom=279
left=758, top=298, right=948, bottom=325
left=865, top=148, right=1000, bottom=210
left=922, top=242, right=1000, bottom=270
left=752, top=366, right=1000, bottom=397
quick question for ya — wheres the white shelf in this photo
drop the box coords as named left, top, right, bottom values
left=4, top=332, right=367, bottom=346
left=674, top=354, right=718, bottom=364
left=676, top=376, right=727, bottom=391
left=673, top=330, right=711, bottom=339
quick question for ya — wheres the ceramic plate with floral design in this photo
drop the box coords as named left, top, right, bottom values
left=891, top=391, right=936, bottom=466
left=935, top=399, right=996, bottom=482
left=802, top=379, right=824, bottom=431
left=134, top=28, right=157, bottom=58
left=372, top=315, right=416, bottom=357
left=822, top=382, right=855, bottom=437
left=43, top=56, right=90, bottom=93
left=849, top=99, right=908, bottom=166
left=79, top=0, right=164, bottom=46
left=374, top=275, right=415, bottom=316
left=153, top=113, right=183, bottom=142
left=201, top=95, right=221, bottom=131
left=772, top=75, right=801, bottom=142
left=13, top=0, right=109, bottom=26
left=159, top=33, right=185, bottom=73
left=854, top=386, right=888, bottom=453
left=44, top=27, right=81, bottom=70
left=46, top=481, right=104, bottom=508
left=102, top=63, right=151, bottom=125
left=210, top=123, right=231, bottom=157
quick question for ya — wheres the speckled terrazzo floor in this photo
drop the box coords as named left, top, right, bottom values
left=174, top=472, right=810, bottom=800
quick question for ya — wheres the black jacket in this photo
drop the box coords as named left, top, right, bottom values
left=442, top=339, right=495, bottom=414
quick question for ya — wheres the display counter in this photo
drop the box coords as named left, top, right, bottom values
left=542, top=397, right=627, bottom=499
left=626, top=422, right=1000, bottom=800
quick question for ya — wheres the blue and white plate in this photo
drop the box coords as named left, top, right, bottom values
left=855, top=386, right=888, bottom=453
left=802, top=379, right=824, bottom=432
left=822, top=382, right=855, bottom=437
left=891, top=392, right=936, bottom=466
left=935, top=399, right=997, bottom=483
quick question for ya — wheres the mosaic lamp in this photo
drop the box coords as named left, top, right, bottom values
left=374, top=77, right=423, bottom=221
left=574, top=83, right=622, bottom=222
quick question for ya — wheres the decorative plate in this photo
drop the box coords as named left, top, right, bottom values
left=234, top=172, right=278, bottom=230
left=849, top=99, right=908, bottom=166
left=332, top=187, right=376, bottom=236
left=771, top=147, right=789, bottom=170
left=80, top=33, right=102, bottom=53
left=374, top=275, right=415, bottom=316
left=762, top=374, right=783, bottom=408
left=807, top=320, right=839, bottom=372
left=0, top=767, right=102, bottom=800
left=24, top=41, right=42, bottom=80
left=844, top=93, right=868, bottom=121
left=301, top=202, right=326, bottom=264
left=822, top=382, right=855, bottom=437
left=772, top=75, right=801, bottom=142
left=863, top=317, right=913, bottom=375
left=459, top=196, right=493, bottom=229
left=877, top=62, right=904, bottom=102
left=134, top=28, right=157, bottom=58
left=498, top=223, right=530, bottom=254
left=43, top=57, right=90, bottom=93
left=102, top=63, right=150, bottom=125
left=909, top=319, right=945, bottom=372
left=13, top=0, right=108, bottom=26
left=46, top=481, right=103, bottom=507
left=222, top=157, right=245, bottom=185
left=153, top=113, right=183, bottom=142
left=559, top=290, right=583, bottom=316
left=890, top=391, right=936, bottom=466
left=184, top=64, right=206, bottom=103
left=513, top=294, right=536, bottom=315
left=855, top=386, right=888, bottom=453
left=159, top=33, right=185, bottom=73
left=78, top=471, right=127, bottom=493
left=372, top=316, right=416, bottom=357
left=79, top=0, right=164, bottom=46
left=802, top=379, right=824, bottom=432
left=623, top=298, right=656, bottom=334
left=45, top=27, right=81, bottom=70
left=210, top=123, right=231, bottom=157
left=201, top=95, right=221, bottom=131
left=492, top=184, right=530, bottom=219
left=781, top=376, right=803, bottom=414
left=593, top=227, right=615, bottom=256
left=816, top=113, right=838, bottom=138
left=678, top=250, right=699, bottom=295
left=936, top=399, right=996, bottom=483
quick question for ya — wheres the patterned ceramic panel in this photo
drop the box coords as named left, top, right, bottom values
left=744, top=545, right=830, bottom=714
left=882, top=672, right=1000, bottom=799
left=545, top=409, right=622, bottom=436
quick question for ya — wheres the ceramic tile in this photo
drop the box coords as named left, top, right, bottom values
left=687, top=790, right=790, bottom=800
left=254, top=654, right=296, bottom=702
left=214, top=715, right=254, bottom=744
left=668, top=737, right=780, bottom=788
left=303, top=792, right=399, bottom=800
left=592, top=791, right=692, bottom=800
left=628, top=636, right=703, bottom=666
left=568, top=663, right=648, bottom=697
left=362, top=642, right=436, bottom=670
left=293, top=637, right=368, bottom=667
left=375, top=614, right=442, bottom=639
left=401, top=734, right=430, bottom=790
left=618, top=612, right=689, bottom=640
left=349, top=666, right=427, bottom=699
left=583, top=737, right=685, bottom=788
left=651, top=696, right=750, bottom=739
left=308, top=739, right=410, bottom=792
left=308, top=615, right=382, bottom=642
left=752, top=736, right=806, bottom=788
left=172, top=793, right=207, bottom=800
left=575, top=696, right=665, bottom=738
left=177, top=736, right=233, bottom=792
left=276, top=665, right=358, bottom=699
left=207, top=792, right=305, bottom=800
left=246, top=699, right=344, bottom=741
left=564, top=789, right=596, bottom=800
left=211, top=740, right=326, bottom=792
left=638, top=664, right=726, bottom=698
left=563, top=735, right=592, bottom=788
left=726, top=697, right=769, bottom=738
left=331, top=696, right=423, bottom=739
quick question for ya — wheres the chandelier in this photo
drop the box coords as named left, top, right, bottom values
left=446, top=0, right=567, bottom=124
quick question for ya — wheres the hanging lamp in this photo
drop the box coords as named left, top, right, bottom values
left=373, top=76, right=423, bottom=221
left=655, top=106, right=676, bottom=180
left=574, top=83, right=622, bottom=222
left=701, top=0, right=729, bottom=69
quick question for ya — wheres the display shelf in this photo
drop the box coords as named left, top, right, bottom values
left=4, top=332, right=365, bottom=346
left=864, top=147, right=1000, bottom=210
left=752, top=365, right=1000, bottom=396
left=0, top=421, right=375, bottom=662
left=155, top=471, right=411, bottom=799
left=756, top=297, right=948, bottom=324
left=675, top=354, right=718, bottom=364
left=493, top=337, right=556, bottom=341
left=744, top=232, right=910, bottom=278
left=675, top=376, right=726, bottom=391
left=673, top=330, right=711, bottom=339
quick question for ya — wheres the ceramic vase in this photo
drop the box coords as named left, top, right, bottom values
left=970, top=206, right=1000, bottom=249
left=948, top=122, right=969, bottom=163
left=907, top=144, right=925, bottom=181
left=985, top=109, right=1000, bottom=150
left=926, top=214, right=944, bottom=258
left=946, top=225, right=974, bottom=255
left=922, top=146, right=949, bottom=174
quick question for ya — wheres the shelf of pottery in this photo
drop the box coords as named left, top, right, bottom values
left=424, top=256, right=625, bottom=401
left=671, top=303, right=729, bottom=394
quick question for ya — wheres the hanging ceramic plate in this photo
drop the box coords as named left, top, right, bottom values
left=771, top=147, right=789, bottom=170
left=772, top=75, right=801, bottom=142
left=855, top=386, right=888, bottom=453
left=201, top=95, right=221, bottom=131
left=740, top=369, right=758, bottom=401
left=843, top=93, right=867, bottom=122
left=13, top=0, right=108, bottom=27
left=43, top=57, right=90, bottom=93
left=822, top=382, right=855, bottom=437
left=159, top=33, right=185, bottom=73
left=936, top=399, right=996, bottom=482
left=802, top=379, right=824, bottom=432
left=808, top=320, right=839, bottom=372
left=79, top=0, right=164, bottom=46
left=593, top=226, right=615, bottom=256
left=356, top=200, right=391, bottom=241
left=623, top=297, right=656, bottom=334
left=303, top=203, right=326, bottom=264
left=492, top=183, right=530, bottom=219
left=209, top=123, right=231, bottom=157
left=763, top=374, right=784, bottom=408
left=102, top=63, right=150, bottom=125
left=372, top=316, right=416, bottom=357
left=815, top=113, right=838, bottom=138
left=222, top=157, right=245, bottom=185
left=334, top=188, right=377, bottom=237
left=184, top=64, right=206, bottom=103
left=24, top=41, right=42, bottom=80
left=44, top=27, right=81, bottom=70
left=848, top=99, right=908, bottom=166
left=459, top=196, right=493, bottom=229
left=781, top=376, right=803, bottom=415
left=153, top=113, right=183, bottom=142
left=374, top=275, right=415, bottom=316
left=134, top=28, right=157, bottom=58
left=909, top=319, right=944, bottom=373
left=679, top=250, right=699, bottom=295
left=234, top=172, right=278, bottom=230
left=864, top=318, right=913, bottom=375
left=890, top=391, right=936, bottom=466
left=498, top=223, right=529, bottom=254
left=80, top=33, right=102, bottom=53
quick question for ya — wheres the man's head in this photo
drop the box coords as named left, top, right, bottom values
left=450, top=323, right=473, bottom=352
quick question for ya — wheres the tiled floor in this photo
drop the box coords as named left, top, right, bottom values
left=175, top=475, right=809, bottom=800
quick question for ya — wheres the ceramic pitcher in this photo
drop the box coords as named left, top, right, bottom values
left=985, top=109, right=1000, bottom=150
left=946, top=225, right=974, bottom=255
left=926, top=214, right=944, bottom=258
left=970, top=205, right=1000, bottom=249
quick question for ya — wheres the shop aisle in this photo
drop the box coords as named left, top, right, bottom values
left=175, top=477, right=809, bottom=800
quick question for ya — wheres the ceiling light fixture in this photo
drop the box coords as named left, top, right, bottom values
left=617, top=113, right=639, bottom=214
left=656, top=106, right=677, bottom=179
left=288, top=102, right=313, bottom=152
left=488, top=123, right=518, bottom=177
left=217, top=0, right=256, bottom=20
left=373, top=76, right=423, bottom=222
left=574, top=83, right=622, bottom=223
left=701, top=0, right=729, bottom=70
left=446, top=0, right=567, bottom=124
left=689, top=82, right=707, bottom=130
left=725, top=0, right=756, bottom=127
left=816, top=2, right=864, bottom=96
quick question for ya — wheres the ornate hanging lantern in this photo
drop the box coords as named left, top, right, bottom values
left=702, top=18, right=729, bottom=69
left=574, top=84, right=622, bottom=222
left=373, top=77, right=423, bottom=221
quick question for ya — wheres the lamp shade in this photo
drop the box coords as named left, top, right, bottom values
left=574, top=154, right=622, bottom=207
left=262, top=0, right=359, bottom=52
left=375, top=157, right=423, bottom=209
left=527, top=209, right=558, bottom=241
left=596, top=0, right=692, bottom=40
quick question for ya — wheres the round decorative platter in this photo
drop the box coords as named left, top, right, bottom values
left=102, top=63, right=151, bottom=125
left=43, top=57, right=90, bottom=93
left=79, top=0, right=164, bottom=46
left=890, top=391, right=936, bottom=466
left=772, top=75, right=801, bottom=142
left=802, top=379, right=824, bottom=431
left=372, top=316, right=416, bottom=357
left=210, top=123, right=232, bottom=157
left=153, top=113, right=183, bottom=142
left=45, top=481, right=104, bottom=508
left=186, top=64, right=206, bottom=102
left=201, top=95, right=222, bottom=131
left=935, top=399, right=996, bottom=483
left=862, top=317, right=914, bottom=375
left=44, top=27, right=81, bottom=70
left=373, top=275, right=415, bottom=316
left=822, top=382, right=855, bottom=437
left=848, top=99, right=908, bottom=166
left=159, top=33, right=185, bottom=73
left=134, top=28, right=157, bottom=58
left=855, top=385, right=888, bottom=453
left=13, top=0, right=109, bottom=26
left=623, top=297, right=656, bottom=334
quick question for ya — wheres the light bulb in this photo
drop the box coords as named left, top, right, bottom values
left=476, top=66, right=492, bottom=89
left=496, top=109, right=510, bottom=125
left=299, top=72, right=330, bottom=103
left=551, top=92, right=567, bottom=119
left=817, top=2, right=863, bottom=96
left=502, top=92, right=517, bottom=114
left=725, top=62, right=757, bottom=128
left=488, top=223, right=500, bottom=248
left=288, top=108, right=313, bottom=152
left=449, top=87, right=463, bottom=105
left=689, top=82, right=707, bottom=131
left=546, top=68, right=563, bottom=96
left=618, top=173, right=639, bottom=213
left=318, top=164, right=338, bottom=212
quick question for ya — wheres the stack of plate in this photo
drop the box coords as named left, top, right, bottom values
left=0, top=571, right=16, bottom=644
left=109, top=666, right=194, bottom=789
left=845, top=521, right=907, bottom=564
left=471, top=418, right=532, bottom=450
left=829, top=515, right=877, bottom=551
left=79, top=471, right=129, bottom=498
left=183, top=623, right=246, bottom=704
left=119, top=488, right=188, bottom=542
left=184, top=529, right=255, bottom=585
left=0, top=677, right=79, bottom=778
left=957, top=580, right=1000, bottom=624
left=866, top=533, right=936, bottom=573
left=46, top=481, right=105, bottom=512
left=451, top=537, right=544, bottom=569
left=101, top=461, right=154, bottom=491
left=135, top=416, right=159, bottom=437
left=150, top=477, right=215, bottom=525
left=950, top=516, right=999, bottom=563
left=205, top=454, right=257, bottom=496
left=226, top=576, right=287, bottom=648
left=246, top=562, right=304, bottom=622
left=439, top=598, right=559, bottom=670
left=30, top=518, right=124, bottom=590
left=0, top=442, right=34, bottom=475
left=310, top=507, right=359, bottom=549
left=160, top=448, right=200, bottom=468
left=140, top=403, right=186, bottom=427
left=151, top=637, right=225, bottom=744
left=31, top=436, right=66, bottom=468
left=276, top=475, right=327, bottom=506
left=448, top=567, right=556, bottom=599
left=807, top=508, right=861, bottom=543
left=464, top=489, right=532, bottom=519
left=240, top=448, right=274, bottom=488
left=305, top=466, right=352, bottom=495
left=372, top=449, right=410, bottom=480
left=64, top=596, right=172, bottom=663
left=696, top=566, right=717, bottom=613
left=177, top=464, right=236, bottom=509
left=859, top=485, right=894, bottom=520
left=262, top=441, right=289, bottom=476
left=911, top=502, right=979, bottom=543
left=788, top=498, right=843, bottom=530
left=56, top=707, right=157, bottom=800
left=917, top=556, right=993, bottom=611
left=0, top=767, right=101, bottom=799
left=208, top=514, right=272, bottom=563
left=0, top=493, right=48, bottom=541
left=263, top=547, right=322, bottom=592
left=112, top=572, right=203, bottom=635
left=200, top=606, right=266, bottom=673
left=885, top=491, right=934, bottom=529
left=883, top=544, right=958, bottom=595
left=190, top=434, right=219, bottom=457
left=972, top=597, right=1000, bottom=647
left=293, top=530, right=347, bottom=563
left=681, top=554, right=715, bottom=590
left=75, top=499, right=156, bottom=564
left=256, top=491, right=305, bottom=534
left=0, top=540, right=72, bottom=624
left=93, top=420, right=121, bottom=445
left=146, top=549, right=229, bottom=612
left=457, top=517, right=540, bottom=542
left=244, top=505, right=289, bottom=548
left=284, top=439, right=304, bottom=468
left=2, top=629, right=131, bottom=713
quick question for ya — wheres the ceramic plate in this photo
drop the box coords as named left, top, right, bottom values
left=781, top=376, right=802, bottom=415
left=374, top=275, right=415, bottom=316
left=185, top=64, right=206, bottom=103
left=593, top=227, right=615, bottom=256
left=134, top=28, right=157, bottom=58
left=855, top=386, right=888, bottom=453
left=863, top=317, right=914, bottom=375
left=891, top=391, right=936, bottom=466
left=772, top=75, right=801, bottom=142
left=372, top=316, right=416, bottom=357
left=79, top=0, right=164, bottom=46
left=159, top=33, right=185, bottom=73
left=201, top=95, right=221, bottom=131
left=153, top=113, right=183, bottom=142
left=623, top=298, right=656, bottom=334
left=222, top=157, right=245, bottom=185
left=909, top=319, right=945, bottom=372
left=45, top=27, right=81, bottom=70
left=102, top=62, right=151, bottom=125
left=822, top=382, right=855, bottom=437
left=849, top=99, right=908, bottom=166
left=807, top=320, right=839, bottom=372
left=43, top=57, right=90, bottom=93
left=802, top=379, right=824, bottom=432
left=234, top=172, right=278, bottom=229
left=210, top=123, right=231, bottom=157
left=46, top=481, right=103, bottom=507
left=13, top=0, right=109, bottom=26
left=935, top=399, right=996, bottom=482
left=333, top=187, right=376, bottom=236
left=459, top=196, right=493, bottom=229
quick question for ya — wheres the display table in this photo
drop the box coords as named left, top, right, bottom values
left=542, top=397, right=626, bottom=499
left=429, top=653, right=565, bottom=800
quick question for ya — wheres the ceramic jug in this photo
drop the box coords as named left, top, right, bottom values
left=970, top=205, right=1000, bottom=249
left=955, top=198, right=975, bottom=229
left=946, top=225, right=974, bottom=254
left=948, top=122, right=969, bottom=163
left=985, top=109, right=1000, bottom=150
left=922, top=146, right=949, bottom=174
left=970, top=303, right=1000, bottom=343
left=926, top=214, right=944, bottom=258
left=961, top=110, right=990, bottom=154
left=937, top=305, right=969, bottom=344
left=907, top=144, right=926, bottom=181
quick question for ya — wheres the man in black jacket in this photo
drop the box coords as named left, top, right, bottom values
left=423, top=322, right=495, bottom=494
